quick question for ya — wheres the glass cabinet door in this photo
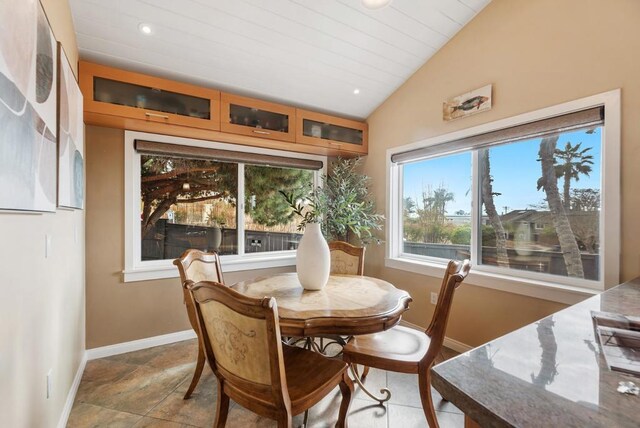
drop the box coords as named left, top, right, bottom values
left=94, top=77, right=211, bottom=120
left=80, top=61, right=221, bottom=131
left=221, top=93, right=296, bottom=142
left=295, top=109, right=368, bottom=154
left=301, top=119, right=363, bottom=145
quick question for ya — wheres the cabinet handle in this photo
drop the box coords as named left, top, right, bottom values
left=329, top=141, right=342, bottom=147
left=252, top=130, right=271, bottom=135
left=145, top=112, right=169, bottom=119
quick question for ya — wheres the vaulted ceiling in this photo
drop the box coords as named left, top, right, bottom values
left=70, top=0, right=490, bottom=119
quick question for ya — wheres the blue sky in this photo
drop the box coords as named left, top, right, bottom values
left=403, top=127, right=602, bottom=214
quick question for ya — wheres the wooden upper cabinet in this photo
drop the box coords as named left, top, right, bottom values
left=79, top=61, right=368, bottom=156
left=295, top=109, right=368, bottom=154
left=79, top=61, right=220, bottom=131
left=221, top=93, right=295, bottom=142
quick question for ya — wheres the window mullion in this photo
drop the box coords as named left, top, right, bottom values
left=386, top=160, right=401, bottom=260
left=237, top=163, right=245, bottom=256
left=470, top=150, right=480, bottom=267
left=395, top=164, right=404, bottom=259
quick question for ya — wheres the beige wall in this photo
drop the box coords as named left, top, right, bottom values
left=0, top=1, right=84, bottom=427
left=365, top=0, right=640, bottom=347
left=85, top=126, right=295, bottom=348
left=41, top=0, right=78, bottom=76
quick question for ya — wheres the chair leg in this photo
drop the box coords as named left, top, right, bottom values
left=184, top=342, right=206, bottom=399
left=214, top=380, right=230, bottom=428
left=360, top=366, right=370, bottom=383
left=276, top=414, right=292, bottom=428
left=336, top=371, right=354, bottom=428
left=418, top=371, right=439, bottom=428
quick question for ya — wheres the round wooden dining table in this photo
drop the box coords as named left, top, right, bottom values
left=231, top=272, right=413, bottom=337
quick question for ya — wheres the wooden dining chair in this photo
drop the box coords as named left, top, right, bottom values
left=342, top=259, right=471, bottom=428
left=325, top=241, right=367, bottom=369
left=326, top=241, right=368, bottom=369
left=173, top=249, right=225, bottom=399
left=328, top=241, right=365, bottom=275
left=187, top=280, right=354, bottom=428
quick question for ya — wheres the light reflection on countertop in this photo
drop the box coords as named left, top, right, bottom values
left=432, top=278, right=640, bottom=427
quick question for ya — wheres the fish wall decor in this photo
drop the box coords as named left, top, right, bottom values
left=443, top=84, right=492, bottom=121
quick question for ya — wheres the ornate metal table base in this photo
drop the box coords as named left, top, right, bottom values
left=349, top=364, right=392, bottom=405
left=284, top=336, right=349, bottom=357
left=285, top=336, right=393, bottom=406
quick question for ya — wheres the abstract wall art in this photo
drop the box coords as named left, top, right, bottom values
left=0, top=0, right=58, bottom=212
left=57, top=43, right=84, bottom=209
left=443, top=84, right=492, bottom=121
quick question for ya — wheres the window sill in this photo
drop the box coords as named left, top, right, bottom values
left=385, top=257, right=600, bottom=305
left=124, top=252, right=296, bottom=283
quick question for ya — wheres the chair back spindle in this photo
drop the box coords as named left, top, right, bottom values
left=423, top=259, right=471, bottom=365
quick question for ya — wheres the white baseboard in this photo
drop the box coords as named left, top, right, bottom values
left=399, top=320, right=473, bottom=353
left=442, top=337, right=473, bottom=353
left=57, top=351, right=87, bottom=428
left=86, top=329, right=197, bottom=361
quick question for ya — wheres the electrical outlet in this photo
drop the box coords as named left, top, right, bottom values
left=46, top=369, right=52, bottom=399
left=430, top=292, right=438, bottom=305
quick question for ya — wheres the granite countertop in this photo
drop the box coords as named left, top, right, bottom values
left=431, top=277, right=640, bottom=428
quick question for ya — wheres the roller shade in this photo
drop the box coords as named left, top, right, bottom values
left=135, top=140, right=324, bottom=170
left=391, top=106, right=604, bottom=164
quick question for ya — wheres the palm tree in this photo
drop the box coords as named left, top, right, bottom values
left=554, top=142, right=593, bottom=210
left=428, top=187, right=455, bottom=224
left=537, top=137, right=584, bottom=278
left=417, top=186, right=454, bottom=243
left=479, top=150, right=509, bottom=267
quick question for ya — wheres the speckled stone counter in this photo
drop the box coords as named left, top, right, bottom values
left=431, top=277, right=640, bottom=428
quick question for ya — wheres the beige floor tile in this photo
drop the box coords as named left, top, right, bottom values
left=386, top=371, right=423, bottom=408
left=77, top=365, right=191, bottom=415
left=386, top=371, right=461, bottom=414
left=146, top=340, right=199, bottom=370
left=388, top=403, right=463, bottom=428
left=173, top=366, right=215, bottom=396
left=147, top=389, right=218, bottom=427
left=67, top=402, right=142, bottom=428
left=132, top=416, right=198, bottom=428
left=106, top=341, right=191, bottom=366
left=68, top=341, right=463, bottom=427
left=223, top=402, right=279, bottom=427
left=306, top=391, right=388, bottom=428
left=81, top=358, right=140, bottom=384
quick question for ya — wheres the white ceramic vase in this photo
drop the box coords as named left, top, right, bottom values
left=296, top=223, right=330, bottom=290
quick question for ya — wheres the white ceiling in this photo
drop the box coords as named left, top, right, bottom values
left=70, top=0, right=490, bottom=119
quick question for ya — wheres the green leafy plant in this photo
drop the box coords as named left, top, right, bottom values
left=280, top=158, right=384, bottom=244
left=279, top=184, right=323, bottom=232
left=318, top=157, right=384, bottom=244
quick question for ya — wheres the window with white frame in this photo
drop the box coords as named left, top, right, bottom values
left=387, top=91, right=620, bottom=297
left=124, top=131, right=325, bottom=282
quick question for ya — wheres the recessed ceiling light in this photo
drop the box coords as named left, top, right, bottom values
left=361, top=0, right=392, bottom=10
left=139, top=23, right=153, bottom=35
left=353, top=89, right=360, bottom=95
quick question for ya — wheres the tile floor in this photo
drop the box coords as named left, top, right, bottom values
left=68, top=339, right=463, bottom=427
